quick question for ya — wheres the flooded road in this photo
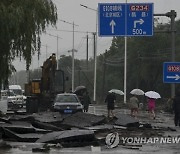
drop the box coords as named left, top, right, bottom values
left=0, top=105, right=180, bottom=154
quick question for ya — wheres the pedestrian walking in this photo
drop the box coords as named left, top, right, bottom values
left=147, top=97, right=156, bottom=119
left=105, top=92, right=116, bottom=118
left=173, top=90, right=180, bottom=127
left=129, top=94, right=139, bottom=118
left=82, top=91, right=91, bottom=112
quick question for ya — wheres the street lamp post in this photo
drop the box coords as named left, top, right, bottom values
left=154, top=10, right=176, bottom=98
left=72, top=22, right=76, bottom=92
left=46, top=33, right=62, bottom=69
left=80, top=4, right=98, bottom=103
left=60, top=19, right=78, bottom=92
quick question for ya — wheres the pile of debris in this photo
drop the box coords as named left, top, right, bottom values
left=0, top=111, right=169, bottom=151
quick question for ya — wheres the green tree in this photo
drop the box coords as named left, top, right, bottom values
left=0, top=0, right=57, bottom=87
left=97, top=19, right=180, bottom=100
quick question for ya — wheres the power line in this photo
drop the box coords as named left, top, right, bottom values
left=47, top=28, right=94, bottom=34
left=45, top=32, right=62, bottom=39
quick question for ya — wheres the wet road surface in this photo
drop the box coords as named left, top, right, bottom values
left=0, top=104, right=180, bottom=154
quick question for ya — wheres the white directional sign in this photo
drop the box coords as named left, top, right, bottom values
left=163, top=62, right=180, bottom=83
left=98, top=3, right=154, bottom=36
left=126, top=3, right=154, bottom=36
left=98, top=3, right=126, bottom=36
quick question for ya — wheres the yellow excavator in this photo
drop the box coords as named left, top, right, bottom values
left=25, top=53, right=65, bottom=113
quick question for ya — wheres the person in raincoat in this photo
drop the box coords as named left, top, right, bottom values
left=105, top=92, right=116, bottom=118
left=173, top=90, right=180, bottom=127
left=82, top=91, right=91, bottom=112
left=147, top=97, right=156, bottom=119
left=129, top=94, right=139, bottom=118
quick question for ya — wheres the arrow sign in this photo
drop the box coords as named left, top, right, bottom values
left=167, top=74, right=180, bottom=81
left=163, top=62, right=180, bottom=83
left=99, top=3, right=153, bottom=36
left=110, top=20, right=116, bottom=34
left=134, top=19, right=144, bottom=28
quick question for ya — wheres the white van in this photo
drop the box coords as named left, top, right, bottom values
left=0, top=90, right=8, bottom=113
left=9, top=85, right=25, bottom=108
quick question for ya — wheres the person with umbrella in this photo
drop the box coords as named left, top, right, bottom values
left=129, top=89, right=144, bottom=118
left=145, top=91, right=161, bottom=119
left=82, top=91, right=91, bottom=112
left=73, top=86, right=87, bottom=104
left=105, top=91, right=116, bottom=118
left=129, top=94, right=139, bottom=118
left=172, top=90, right=180, bottom=127
left=147, top=97, right=156, bottom=119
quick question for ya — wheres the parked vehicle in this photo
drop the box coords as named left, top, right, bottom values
left=53, top=93, right=83, bottom=113
left=7, top=90, right=17, bottom=108
left=0, top=90, right=8, bottom=113
left=8, top=85, right=25, bottom=108
left=1, top=90, right=16, bottom=104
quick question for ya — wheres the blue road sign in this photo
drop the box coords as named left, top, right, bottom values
left=98, top=3, right=153, bottom=36
left=127, top=3, right=154, bottom=36
left=98, top=3, right=126, bottom=36
left=163, top=62, right=180, bottom=83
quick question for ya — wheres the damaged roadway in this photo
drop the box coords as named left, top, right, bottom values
left=0, top=105, right=179, bottom=154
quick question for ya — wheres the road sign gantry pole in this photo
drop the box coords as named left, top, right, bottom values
left=98, top=3, right=153, bottom=103
left=154, top=10, right=177, bottom=98
left=124, top=0, right=128, bottom=103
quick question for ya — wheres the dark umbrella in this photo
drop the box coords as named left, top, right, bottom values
left=73, top=86, right=87, bottom=95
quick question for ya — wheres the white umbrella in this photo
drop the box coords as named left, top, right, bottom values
left=130, top=89, right=144, bottom=95
left=145, top=91, right=161, bottom=99
left=108, top=89, right=124, bottom=95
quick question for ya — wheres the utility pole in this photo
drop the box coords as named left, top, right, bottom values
left=72, top=22, right=75, bottom=92
left=57, top=35, right=59, bottom=69
left=154, top=10, right=177, bottom=98
left=59, top=19, right=78, bottom=92
left=93, top=32, right=97, bottom=102
left=46, top=44, right=48, bottom=59
left=169, top=10, right=176, bottom=98
left=46, top=33, right=62, bottom=69
left=86, top=33, right=89, bottom=69
left=80, top=4, right=98, bottom=103
left=78, top=66, right=81, bottom=86
left=41, top=44, right=50, bottom=59
left=101, top=50, right=107, bottom=101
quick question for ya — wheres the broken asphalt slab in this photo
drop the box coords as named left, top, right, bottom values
left=36, top=129, right=97, bottom=147
left=114, top=113, right=139, bottom=127
left=0, top=121, right=50, bottom=134
left=3, top=128, right=44, bottom=142
left=31, top=112, right=63, bottom=124
left=31, top=121, right=63, bottom=131
left=61, top=112, right=106, bottom=128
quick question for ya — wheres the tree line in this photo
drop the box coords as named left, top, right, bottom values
left=10, top=19, right=180, bottom=104
left=2, top=1, right=180, bottom=103
left=58, top=19, right=180, bottom=102
left=0, top=0, right=57, bottom=88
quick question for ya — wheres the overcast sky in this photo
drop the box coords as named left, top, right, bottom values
left=13, top=0, right=180, bottom=71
